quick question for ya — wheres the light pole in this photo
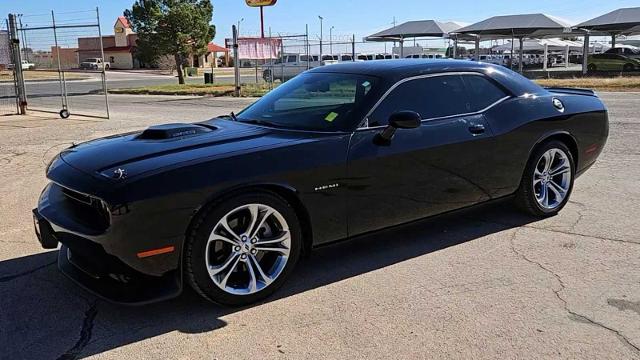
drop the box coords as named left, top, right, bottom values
left=318, top=16, right=323, bottom=58
left=330, top=26, right=334, bottom=56
left=237, top=18, right=244, bottom=37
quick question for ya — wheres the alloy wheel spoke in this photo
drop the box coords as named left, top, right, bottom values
left=549, top=164, right=570, bottom=177
left=249, top=208, right=274, bottom=238
left=210, top=253, right=240, bottom=279
left=548, top=180, right=566, bottom=200
left=209, top=234, right=239, bottom=246
left=255, top=245, right=289, bottom=255
left=255, top=231, right=289, bottom=245
left=542, top=151, right=553, bottom=173
left=539, top=183, right=549, bottom=207
left=218, top=215, right=241, bottom=242
left=246, top=257, right=258, bottom=292
left=244, top=204, right=260, bottom=237
left=250, top=255, right=272, bottom=286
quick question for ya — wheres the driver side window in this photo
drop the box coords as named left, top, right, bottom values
left=368, top=75, right=469, bottom=127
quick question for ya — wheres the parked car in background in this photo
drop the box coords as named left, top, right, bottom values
left=80, top=58, right=110, bottom=70
left=588, top=53, right=640, bottom=72
left=604, top=46, right=640, bottom=59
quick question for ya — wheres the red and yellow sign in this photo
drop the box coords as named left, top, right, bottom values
left=245, top=0, right=277, bottom=7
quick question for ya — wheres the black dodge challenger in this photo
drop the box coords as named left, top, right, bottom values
left=33, top=60, right=608, bottom=305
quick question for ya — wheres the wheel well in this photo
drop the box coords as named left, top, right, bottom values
left=537, top=133, right=579, bottom=166
left=185, top=185, right=313, bottom=256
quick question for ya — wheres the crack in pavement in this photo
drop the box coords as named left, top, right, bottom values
left=509, top=230, right=640, bottom=355
left=468, top=216, right=640, bottom=246
left=0, top=260, right=56, bottom=282
left=56, top=301, right=99, bottom=360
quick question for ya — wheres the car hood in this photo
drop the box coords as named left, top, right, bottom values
left=58, top=119, right=306, bottom=181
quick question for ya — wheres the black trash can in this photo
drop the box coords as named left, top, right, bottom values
left=204, top=72, right=214, bottom=84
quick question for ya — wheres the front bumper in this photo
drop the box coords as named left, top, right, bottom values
left=34, top=180, right=184, bottom=305
left=33, top=207, right=182, bottom=305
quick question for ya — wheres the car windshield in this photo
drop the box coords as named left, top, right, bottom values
left=237, top=72, right=377, bottom=131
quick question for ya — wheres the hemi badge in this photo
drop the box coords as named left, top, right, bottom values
left=137, top=246, right=175, bottom=258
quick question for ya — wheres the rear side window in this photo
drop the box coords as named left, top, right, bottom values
left=462, top=75, right=508, bottom=112
left=368, top=75, right=469, bottom=126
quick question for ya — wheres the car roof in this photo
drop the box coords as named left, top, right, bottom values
left=308, top=59, right=498, bottom=78
left=307, top=59, right=544, bottom=96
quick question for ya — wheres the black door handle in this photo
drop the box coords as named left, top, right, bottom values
left=468, top=124, right=485, bottom=135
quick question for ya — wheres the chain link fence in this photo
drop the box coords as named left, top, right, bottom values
left=229, top=29, right=453, bottom=94
left=0, top=20, right=18, bottom=115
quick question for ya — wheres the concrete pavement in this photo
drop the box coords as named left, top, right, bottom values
left=0, top=93, right=639, bottom=359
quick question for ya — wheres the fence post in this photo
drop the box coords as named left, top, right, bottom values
left=305, top=24, right=310, bottom=70
left=351, top=34, right=355, bottom=61
left=51, top=10, right=69, bottom=116
left=232, top=25, right=240, bottom=96
left=8, top=14, right=26, bottom=114
left=96, top=7, right=109, bottom=119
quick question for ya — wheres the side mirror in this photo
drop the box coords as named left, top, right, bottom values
left=389, top=111, right=421, bottom=129
left=375, top=111, right=421, bottom=145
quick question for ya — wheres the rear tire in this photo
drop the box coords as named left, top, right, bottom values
left=623, top=63, right=634, bottom=72
left=185, top=191, right=302, bottom=306
left=587, top=63, right=596, bottom=72
left=515, top=140, right=575, bottom=217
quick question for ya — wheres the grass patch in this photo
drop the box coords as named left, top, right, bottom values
left=0, top=70, right=89, bottom=82
left=109, top=83, right=275, bottom=97
left=534, top=77, right=640, bottom=91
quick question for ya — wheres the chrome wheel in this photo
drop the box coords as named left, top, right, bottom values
left=205, top=204, right=291, bottom=295
left=533, top=148, right=572, bottom=209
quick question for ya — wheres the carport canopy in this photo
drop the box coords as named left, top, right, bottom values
left=452, top=13, right=573, bottom=72
left=364, top=20, right=462, bottom=57
left=574, top=7, right=640, bottom=73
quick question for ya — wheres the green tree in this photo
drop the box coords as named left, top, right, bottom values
left=125, top=0, right=215, bottom=84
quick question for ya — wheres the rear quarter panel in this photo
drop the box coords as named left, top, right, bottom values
left=483, top=92, right=608, bottom=198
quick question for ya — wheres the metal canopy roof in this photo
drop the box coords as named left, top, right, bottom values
left=453, top=13, right=572, bottom=38
left=365, top=20, right=462, bottom=41
left=575, top=7, right=640, bottom=34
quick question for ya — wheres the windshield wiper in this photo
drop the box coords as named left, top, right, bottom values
left=239, top=119, right=287, bottom=129
left=218, top=112, right=238, bottom=121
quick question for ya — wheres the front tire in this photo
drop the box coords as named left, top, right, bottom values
left=623, top=63, right=634, bottom=72
left=185, top=191, right=302, bottom=306
left=515, top=140, right=575, bottom=217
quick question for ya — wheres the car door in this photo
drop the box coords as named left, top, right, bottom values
left=346, top=73, right=509, bottom=236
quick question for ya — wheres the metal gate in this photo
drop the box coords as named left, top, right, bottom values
left=9, top=9, right=109, bottom=119
left=0, top=21, right=18, bottom=115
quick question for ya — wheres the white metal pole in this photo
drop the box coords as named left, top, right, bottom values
left=96, top=7, right=109, bottom=119
left=565, top=45, right=569, bottom=68
left=543, top=43, right=548, bottom=71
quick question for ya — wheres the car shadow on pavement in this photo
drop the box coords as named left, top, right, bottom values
left=0, top=199, right=539, bottom=359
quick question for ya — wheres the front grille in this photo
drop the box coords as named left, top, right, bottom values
left=60, top=186, right=111, bottom=231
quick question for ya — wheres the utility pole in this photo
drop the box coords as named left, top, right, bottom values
left=8, top=14, right=27, bottom=114
left=330, top=26, right=334, bottom=55
left=318, top=16, right=323, bottom=59
left=232, top=25, right=240, bottom=96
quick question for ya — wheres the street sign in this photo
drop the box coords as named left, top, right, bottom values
left=245, top=0, right=277, bottom=6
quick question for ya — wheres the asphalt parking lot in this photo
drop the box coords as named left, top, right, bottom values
left=0, top=92, right=639, bottom=359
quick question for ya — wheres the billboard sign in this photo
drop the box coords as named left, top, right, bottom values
left=245, top=0, right=277, bottom=6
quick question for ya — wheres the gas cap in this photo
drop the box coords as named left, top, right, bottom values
left=552, top=98, right=565, bottom=112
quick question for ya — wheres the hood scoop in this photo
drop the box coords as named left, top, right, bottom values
left=136, top=123, right=215, bottom=140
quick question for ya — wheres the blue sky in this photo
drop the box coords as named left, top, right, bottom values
left=1, top=0, right=637, bottom=45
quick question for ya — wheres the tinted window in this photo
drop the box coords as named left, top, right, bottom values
left=369, top=75, right=469, bottom=126
left=462, top=75, right=508, bottom=111
left=286, top=55, right=297, bottom=63
left=238, top=73, right=376, bottom=131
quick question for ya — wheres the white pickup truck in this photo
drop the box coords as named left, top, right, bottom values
left=80, top=58, right=110, bottom=71
left=8, top=60, right=35, bottom=70
left=262, top=54, right=337, bottom=81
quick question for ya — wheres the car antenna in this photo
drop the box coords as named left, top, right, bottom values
left=230, top=111, right=238, bottom=121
